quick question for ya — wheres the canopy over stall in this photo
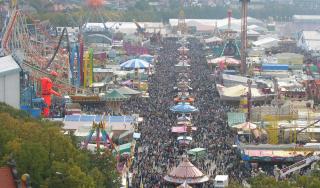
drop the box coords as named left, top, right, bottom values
left=232, top=122, right=258, bottom=130
left=187, top=148, right=207, bottom=159
left=172, top=126, right=197, bottom=133
left=139, top=54, right=154, bottom=63
left=170, top=102, right=199, bottom=113
left=164, top=157, right=209, bottom=184
left=116, top=86, right=141, bottom=96
left=104, top=89, right=127, bottom=114
left=120, top=58, right=153, bottom=69
left=217, top=84, right=268, bottom=101
left=208, top=56, right=240, bottom=65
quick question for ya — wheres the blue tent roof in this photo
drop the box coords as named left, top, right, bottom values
left=262, top=64, right=289, bottom=71
left=120, top=58, right=153, bottom=69
left=170, top=102, right=199, bottom=113
left=64, top=115, right=135, bottom=123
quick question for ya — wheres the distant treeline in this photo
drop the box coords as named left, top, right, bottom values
left=33, top=3, right=320, bottom=26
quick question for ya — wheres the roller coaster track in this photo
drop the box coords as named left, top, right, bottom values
left=23, top=60, right=90, bottom=94
left=279, top=154, right=320, bottom=179
left=45, top=27, right=70, bottom=70
left=1, top=8, right=90, bottom=94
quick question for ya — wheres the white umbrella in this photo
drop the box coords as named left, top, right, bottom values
left=120, top=58, right=153, bottom=69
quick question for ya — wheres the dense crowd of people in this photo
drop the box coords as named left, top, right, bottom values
left=120, top=37, right=252, bottom=187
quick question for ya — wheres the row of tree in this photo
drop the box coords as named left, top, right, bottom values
left=227, top=170, right=320, bottom=188
left=0, top=103, right=120, bottom=188
left=32, top=2, right=320, bottom=27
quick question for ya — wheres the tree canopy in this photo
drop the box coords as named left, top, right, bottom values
left=0, top=103, right=120, bottom=188
left=246, top=172, right=320, bottom=188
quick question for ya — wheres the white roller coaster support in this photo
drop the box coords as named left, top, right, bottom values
left=279, top=154, right=320, bottom=179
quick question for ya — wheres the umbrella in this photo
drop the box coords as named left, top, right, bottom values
left=177, top=136, right=192, bottom=146
left=177, top=114, right=191, bottom=121
left=177, top=136, right=192, bottom=141
left=170, top=102, right=199, bottom=113
left=120, top=58, right=153, bottom=69
left=187, top=148, right=206, bottom=156
left=207, top=56, right=240, bottom=65
left=139, top=54, right=154, bottom=63
left=177, top=121, right=192, bottom=125
left=233, top=122, right=257, bottom=130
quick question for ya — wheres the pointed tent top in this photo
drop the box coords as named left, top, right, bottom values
left=164, top=157, right=209, bottom=184
left=105, top=89, right=127, bottom=101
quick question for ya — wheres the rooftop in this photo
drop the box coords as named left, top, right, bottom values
left=0, top=167, right=15, bottom=188
left=0, top=55, right=20, bottom=76
left=302, top=31, right=320, bottom=41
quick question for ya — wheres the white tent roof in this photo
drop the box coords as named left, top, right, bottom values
left=302, top=31, right=320, bottom=40
left=204, top=36, right=223, bottom=43
left=248, top=30, right=260, bottom=36
left=217, top=84, right=263, bottom=98
left=169, top=17, right=263, bottom=28
left=0, top=55, right=20, bottom=76
left=84, top=22, right=165, bottom=34
left=252, top=37, right=279, bottom=46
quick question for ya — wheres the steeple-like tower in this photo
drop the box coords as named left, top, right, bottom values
left=178, top=0, right=187, bottom=34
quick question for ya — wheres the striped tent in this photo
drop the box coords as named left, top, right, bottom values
left=120, top=58, right=153, bottom=69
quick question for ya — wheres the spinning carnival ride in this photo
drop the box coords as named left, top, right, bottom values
left=82, top=118, right=135, bottom=173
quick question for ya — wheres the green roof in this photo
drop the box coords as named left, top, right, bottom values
left=128, top=72, right=149, bottom=81
left=188, top=148, right=206, bottom=159
left=310, top=65, right=318, bottom=73
left=227, top=112, right=246, bottom=126
left=114, top=142, right=132, bottom=155
left=105, top=90, right=127, bottom=101
left=116, top=86, right=141, bottom=95
left=188, top=148, right=206, bottom=155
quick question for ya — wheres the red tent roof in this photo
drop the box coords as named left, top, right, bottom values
left=0, top=167, right=15, bottom=188
left=164, top=158, right=209, bottom=184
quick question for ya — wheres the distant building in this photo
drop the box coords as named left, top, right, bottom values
left=252, top=37, right=279, bottom=49
left=293, top=15, right=320, bottom=24
left=297, top=30, right=320, bottom=52
left=49, top=2, right=81, bottom=12
left=0, top=55, right=21, bottom=109
left=56, top=27, right=80, bottom=43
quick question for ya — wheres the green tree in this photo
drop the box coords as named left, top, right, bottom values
left=134, top=0, right=150, bottom=11
left=249, top=175, right=295, bottom=188
left=46, top=161, right=95, bottom=188
left=0, top=103, right=120, bottom=188
left=90, top=151, right=121, bottom=188
left=13, top=142, right=49, bottom=187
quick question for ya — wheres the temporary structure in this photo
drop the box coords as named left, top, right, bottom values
left=170, top=102, right=199, bottom=113
left=105, top=89, right=127, bottom=114
left=120, top=58, right=153, bottom=69
left=232, top=122, right=258, bottom=130
left=207, top=56, right=241, bottom=65
left=116, top=86, right=141, bottom=96
left=164, top=157, right=209, bottom=184
left=188, top=148, right=207, bottom=159
left=217, top=84, right=267, bottom=101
